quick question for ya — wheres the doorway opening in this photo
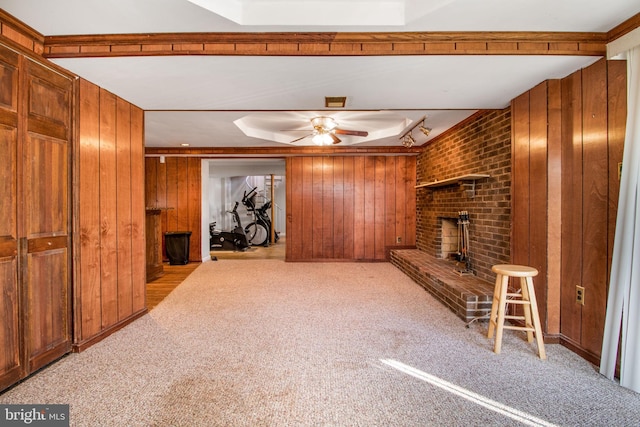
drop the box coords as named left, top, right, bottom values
left=202, top=159, right=286, bottom=260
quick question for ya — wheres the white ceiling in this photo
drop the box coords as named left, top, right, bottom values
left=2, top=0, right=638, bottom=149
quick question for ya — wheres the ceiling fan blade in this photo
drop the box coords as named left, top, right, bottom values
left=290, top=133, right=312, bottom=143
left=330, top=133, right=341, bottom=144
left=334, top=129, right=368, bottom=137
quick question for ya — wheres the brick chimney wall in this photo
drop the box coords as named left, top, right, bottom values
left=416, top=108, right=511, bottom=282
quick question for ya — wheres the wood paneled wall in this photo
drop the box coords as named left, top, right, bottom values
left=0, top=9, right=46, bottom=55
left=74, top=78, right=146, bottom=351
left=561, top=59, right=626, bottom=361
left=145, top=157, right=202, bottom=262
left=511, top=58, right=626, bottom=363
left=286, top=156, right=416, bottom=261
left=511, top=81, right=561, bottom=336
left=0, top=42, right=73, bottom=391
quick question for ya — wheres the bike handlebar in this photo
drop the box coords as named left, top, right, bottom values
left=243, top=186, right=258, bottom=201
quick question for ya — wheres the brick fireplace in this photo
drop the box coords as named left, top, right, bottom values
left=391, top=109, right=511, bottom=322
left=415, top=109, right=511, bottom=283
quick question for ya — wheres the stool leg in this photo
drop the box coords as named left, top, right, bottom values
left=487, top=273, right=502, bottom=339
left=492, top=274, right=509, bottom=354
left=519, top=277, right=534, bottom=343
left=525, top=276, right=546, bottom=360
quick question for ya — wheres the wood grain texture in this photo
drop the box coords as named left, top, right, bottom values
left=580, top=59, right=608, bottom=357
left=0, top=257, right=21, bottom=390
left=0, top=47, right=21, bottom=388
left=322, top=157, right=334, bottom=258
left=342, top=157, right=355, bottom=259
left=607, top=60, right=626, bottom=290
left=187, top=157, right=201, bottom=260
left=560, top=69, right=584, bottom=343
left=511, top=91, right=531, bottom=267
left=458, top=58, right=625, bottom=356
left=99, top=89, right=118, bottom=329
left=176, top=158, right=189, bottom=232
left=0, top=46, right=18, bottom=245
left=77, top=79, right=102, bottom=340
left=146, top=210, right=163, bottom=282
left=21, top=56, right=72, bottom=374
left=301, top=157, right=313, bottom=260
left=75, top=80, right=147, bottom=349
left=144, top=156, right=202, bottom=262
left=333, top=157, right=344, bottom=259
left=384, top=156, right=396, bottom=252
left=554, top=59, right=625, bottom=361
left=116, top=98, right=133, bottom=320
left=130, top=105, right=146, bottom=313
left=165, top=157, right=178, bottom=232
left=363, top=157, right=376, bottom=260
left=286, top=155, right=416, bottom=261
left=43, top=31, right=607, bottom=58
left=145, top=158, right=157, bottom=207
left=528, top=82, right=549, bottom=327
left=26, top=249, right=69, bottom=370
left=147, top=146, right=421, bottom=157
left=312, top=157, right=323, bottom=258
left=546, top=79, right=563, bottom=336
left=353, top=157, right=365, bottom=260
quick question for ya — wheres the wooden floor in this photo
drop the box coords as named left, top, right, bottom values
left=146, top=238, right=285, bottom=310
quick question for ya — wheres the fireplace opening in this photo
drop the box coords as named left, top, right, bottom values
left=436, top=217, right=459, bottom=260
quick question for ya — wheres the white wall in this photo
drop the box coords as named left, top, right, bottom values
left=208, top=175, right=285, bottom=233
left=202, top=159, right=286, bottom=255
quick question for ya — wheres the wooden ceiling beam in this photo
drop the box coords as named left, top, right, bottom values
left=607, top=12, right=640, bottom=43
left=145, top=146, right=421, bottom=157
left=44, top=31, right=608, bottom=58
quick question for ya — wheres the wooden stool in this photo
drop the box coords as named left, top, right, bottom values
left=487, top=264, right=546, bottom=359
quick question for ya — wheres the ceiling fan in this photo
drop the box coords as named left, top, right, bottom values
left=287, top=116, right=368, bottom=145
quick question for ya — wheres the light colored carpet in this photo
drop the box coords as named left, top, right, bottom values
left=2, top=260, right=639, bottom=426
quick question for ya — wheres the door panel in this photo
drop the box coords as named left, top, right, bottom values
left=26, top=249, right=69, bottom=370
left=25, top=134, right=68, bottom=237
left=20, top=57, right=72, bottom=373
left=0, top=257, right=21, bottom=390
left=0, top=44, right=23, bottom=391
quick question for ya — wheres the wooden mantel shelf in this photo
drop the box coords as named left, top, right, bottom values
left=415, top=174, right=490, bottom=189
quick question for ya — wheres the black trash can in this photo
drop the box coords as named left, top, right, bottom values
left=165, top=231, right=192, bottom=265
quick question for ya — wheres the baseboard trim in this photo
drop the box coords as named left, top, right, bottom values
left=72, top=308, right=148, bottom=353
left=559, top=336, right=601, bottom=367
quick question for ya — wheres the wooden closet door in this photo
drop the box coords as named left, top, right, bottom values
left=0, top=45, right=22, bottom=391
left=19, top=58, right=72, bottom=372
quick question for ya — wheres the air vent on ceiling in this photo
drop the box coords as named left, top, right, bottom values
left=325, top=96, right=347, bottom=108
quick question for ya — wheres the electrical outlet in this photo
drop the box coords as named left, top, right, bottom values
left=576, top=285, right=585, bottom=305
left=396, top=236, right=402, bottom=243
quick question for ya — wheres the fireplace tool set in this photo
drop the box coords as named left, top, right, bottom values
left=454, top=210, right=473, bottom=276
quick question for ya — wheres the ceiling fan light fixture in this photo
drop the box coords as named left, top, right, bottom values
left=311, top=116, right=338, bottom=131
left=312, top=132, right=334, bottom=146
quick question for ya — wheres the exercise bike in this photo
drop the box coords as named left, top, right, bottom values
left=209, top=201, right=249, bottom=251
left=241, top=187, right=279, bottom=247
